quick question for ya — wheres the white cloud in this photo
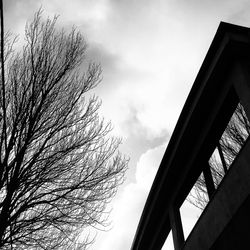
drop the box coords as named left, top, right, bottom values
left=92, top=143, right=167, bottom=250
left=43, top=0, right=109, bottom=26
left=135, top=143, right=167, bottom=190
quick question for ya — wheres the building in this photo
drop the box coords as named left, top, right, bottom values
left=131, top=22, right=250, bottom=250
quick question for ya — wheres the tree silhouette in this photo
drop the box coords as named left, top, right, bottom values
left=188, top=103, right=250, bottom=210
left=0, top=6, right=128, bottom=250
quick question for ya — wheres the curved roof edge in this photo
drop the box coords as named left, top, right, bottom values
left=131, top=22, right=250, bottom=250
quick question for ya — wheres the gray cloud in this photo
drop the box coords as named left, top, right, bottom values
left=119, top=106, right=169, bottom=182
left=226, top=2, right=250, bottom=25
left=85, top=43, right=122, bottom=92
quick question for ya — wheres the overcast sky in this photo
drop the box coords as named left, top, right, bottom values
left=3, top=0, right=250, bottom=249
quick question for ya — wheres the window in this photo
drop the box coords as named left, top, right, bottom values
left=179, top=102, right=250, bottom=243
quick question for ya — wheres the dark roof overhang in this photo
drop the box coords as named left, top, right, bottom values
left=131, top=22, right=250, bottom=250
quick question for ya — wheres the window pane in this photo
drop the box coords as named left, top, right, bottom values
left=219, top=103, right=250, bottom=167
left=209, top=147, right=224, bottom=188
left=180, top=173, right=205, bottom=240
left=161, top=230, right=174, bottom=250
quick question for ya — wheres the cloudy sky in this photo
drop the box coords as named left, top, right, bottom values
left=3, top=0, right=250, bottom=249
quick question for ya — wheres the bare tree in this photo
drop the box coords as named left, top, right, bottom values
left=0, top=7, right=128, bottom=250
left=188, top=103, right=250, bottom=210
